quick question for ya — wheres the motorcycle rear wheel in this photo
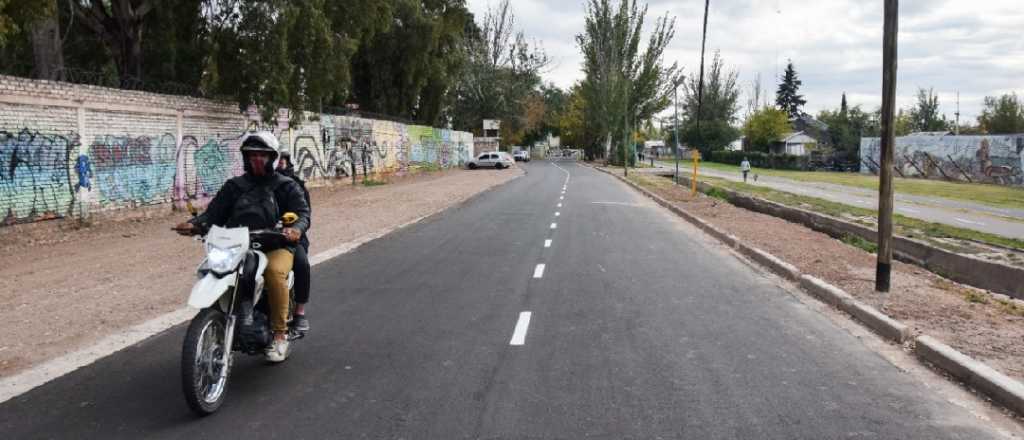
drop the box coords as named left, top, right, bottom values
left=181, top=308, right=231, bottom=415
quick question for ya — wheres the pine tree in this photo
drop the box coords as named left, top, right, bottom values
left=840, top=92, right=848, bottom=116
left=775, top=60, right=806, bottom=118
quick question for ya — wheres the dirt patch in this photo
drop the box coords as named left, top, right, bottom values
left=0, top=167, right=521, bottom=378
left=624, top=171, right=1024, bottom=382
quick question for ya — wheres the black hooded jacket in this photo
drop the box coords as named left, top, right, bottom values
left=189, top=171, right=311, bottom=242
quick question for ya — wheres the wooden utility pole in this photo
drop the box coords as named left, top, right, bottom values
left=876, top=0, right=898, bottom=292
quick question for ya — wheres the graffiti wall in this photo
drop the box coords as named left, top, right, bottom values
left=0, top=75, right=474, bottom=225
left=860, top=134, right=1024, bottom=185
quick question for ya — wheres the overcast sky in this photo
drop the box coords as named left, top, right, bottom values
left=465, top=0, right=1024, bottom=123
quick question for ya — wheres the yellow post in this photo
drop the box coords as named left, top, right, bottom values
left=691, top=149, right=700, bottom=196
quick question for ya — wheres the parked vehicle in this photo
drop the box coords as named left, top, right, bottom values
left=179, top=212, right=306, bottom=415
left=467, top=151, right=515, bottom=169
left=513, top=150, right=530, bottom=162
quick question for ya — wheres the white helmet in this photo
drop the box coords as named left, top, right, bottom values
left=239, top=131, right=281, bottom=173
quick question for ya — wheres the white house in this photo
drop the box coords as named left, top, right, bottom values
left=772, top=131, right=817, bottom=156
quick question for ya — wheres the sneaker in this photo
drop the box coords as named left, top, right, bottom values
left=265, top=337, right=290, bottom=363
left=291, top=314, right=310, bottom=332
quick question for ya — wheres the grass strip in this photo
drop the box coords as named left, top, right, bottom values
left=658, top=159, right=1024, bottom=212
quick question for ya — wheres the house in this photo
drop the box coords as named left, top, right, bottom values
left=727, top=137, right=744, bottom=151
left=772, top=131, right=817, bottom=156
left=643, top=140, right=666, bottom=157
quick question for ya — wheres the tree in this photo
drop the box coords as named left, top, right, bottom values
left=451, top=0, right=549, bottom=136
left=558, top=83, right=589, bottom=149
left=679, top=50, right=740, bottom=155
left=775, top=60, right=805, bottom=118
left=577, top=0, right=680, bottom=164
left=978, top=93, right=1024, bottom=134
left=349, top=0, right=471, bottom=125
left=71, top=0, right=157, bottom=82
left=907, top=87, right=947, bottom=132
left=743, top=107, right=789, bottom=152
left=744, top=72, right=767, bottom=122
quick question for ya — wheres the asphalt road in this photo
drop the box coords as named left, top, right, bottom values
left=671, top=164, right=1024, bottom=239
left=0, top=161, right=1016, bottom=439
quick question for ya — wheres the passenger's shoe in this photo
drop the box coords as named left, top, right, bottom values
left=265, top=337, right=290, bottom=363
left=291, top=314, right=310, bottom=332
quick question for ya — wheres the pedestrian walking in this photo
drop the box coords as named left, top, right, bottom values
left=740, top=157, right=751, bottom=183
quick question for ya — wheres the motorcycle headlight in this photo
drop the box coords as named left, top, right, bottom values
left=205, top=242, right=244, bottom=274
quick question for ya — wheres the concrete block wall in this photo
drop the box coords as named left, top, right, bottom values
left=0, top=75, right=474, bottom=226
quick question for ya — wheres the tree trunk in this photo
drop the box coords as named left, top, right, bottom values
left=29, top=12, right=64, bottom=80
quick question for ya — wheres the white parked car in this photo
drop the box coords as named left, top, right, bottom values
left=513, top=150, right=530, bottom=162
left=467, top=151, right=515, bottom=169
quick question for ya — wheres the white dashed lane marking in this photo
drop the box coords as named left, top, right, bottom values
left=509, top=311, right=532, bottom=346
left=544, top=239, right=552, bottom=248
left=533, top=264, right=546, bottom=278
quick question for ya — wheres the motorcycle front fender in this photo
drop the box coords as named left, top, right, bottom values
left=188, top=272, right=238, bottom=309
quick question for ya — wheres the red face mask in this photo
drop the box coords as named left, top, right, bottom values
left=247, top=152, right=271, bottom=176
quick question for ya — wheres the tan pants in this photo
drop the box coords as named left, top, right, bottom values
left=265, top=249, right=294, bottom=333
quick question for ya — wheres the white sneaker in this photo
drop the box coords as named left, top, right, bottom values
left=265, top=337, right=290, bottom=363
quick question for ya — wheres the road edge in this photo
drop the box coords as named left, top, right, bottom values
left=0, top=169, right=524, bottom=405
left=589, top=163, right=1024, bottom=418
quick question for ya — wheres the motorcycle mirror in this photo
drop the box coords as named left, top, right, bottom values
left=282, top=212, right=298, bottom=226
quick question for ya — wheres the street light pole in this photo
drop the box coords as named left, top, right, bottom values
left=876, top=0, right=899, bottom=292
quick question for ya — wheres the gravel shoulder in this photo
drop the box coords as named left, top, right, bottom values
left=0, top=167, right=522, bottom=378
left=622, top=170, right=1024, bottom=383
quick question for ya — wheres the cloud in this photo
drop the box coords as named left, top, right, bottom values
left=466, top=0, right=1024, bottom=122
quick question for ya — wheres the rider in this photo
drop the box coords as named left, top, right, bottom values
left=173, top=132, right=310, bottom=362
left=276, top=151, right=311, bottom=332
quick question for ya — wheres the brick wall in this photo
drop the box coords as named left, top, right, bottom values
left=0, top=75, right=474, bottom=226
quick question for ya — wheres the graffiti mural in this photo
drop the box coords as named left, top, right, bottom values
left=1, top=108, right=474, bottom=226
left=89, top=134, right=179, bottom=207
left=0, top=129, right=77, bottom=223
left=860, top=134, right=1024, bottom=185
left=174, top=134, right=244, bottom=209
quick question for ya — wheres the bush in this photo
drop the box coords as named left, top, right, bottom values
left=708, top=150, right=810, bottom=171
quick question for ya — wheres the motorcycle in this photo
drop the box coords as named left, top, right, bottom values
left=179, top=211, right=305, bottom=415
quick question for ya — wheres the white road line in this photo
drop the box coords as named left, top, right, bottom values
left=550, top=222, right=557, bottom=229
left=591, top=201, right=639, bottom=206
left=555, top=212, right=560, bottom=216
left=509, top=311, right=532, bottom=346
left=557, top=203, right=562, bottom=208
left=533, top=264, right=546, bottom=278
left=559, top=196, right=564, bottom=200
left=544, top=239, right=552, bottom=248
left=954, top=217, right=986, bottom=226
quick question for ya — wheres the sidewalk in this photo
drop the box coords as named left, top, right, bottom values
left=0, top=168, right=522, bottom=379
left=623, top=171, right=1024, bottom=383
left=647, top=162, right=1024, bottom=240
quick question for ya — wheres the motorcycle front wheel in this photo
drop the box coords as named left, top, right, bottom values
left=181, top=308, right=231, bottom=415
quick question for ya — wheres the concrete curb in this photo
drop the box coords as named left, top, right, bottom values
left=798, top=275, right=855, bottom=307
left=595, top=165, right=1024, bottom=417
left=916, top=335, right=1024, bottom=415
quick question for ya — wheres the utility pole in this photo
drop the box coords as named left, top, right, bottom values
left=695, top=0, right=711, bottom=159
left=955, top=90, right=960, bottom=136
left=674, top=83, right=680, bottom=184
left=876, top=0, right=898, bottom=293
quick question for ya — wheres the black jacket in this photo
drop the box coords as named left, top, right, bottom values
left=279, top=168, right=311, bottom=249
left=190, top=173, right=311, bottom=239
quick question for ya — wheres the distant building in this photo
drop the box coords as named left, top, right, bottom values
left=772, top=131, right=817, bottom=156
left=643, top=140, right=666, bottom=157
left=726, top=137, right=744, bottom=151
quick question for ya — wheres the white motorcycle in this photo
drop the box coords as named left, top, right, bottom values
left=179, top=212, right=304, bottom=415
